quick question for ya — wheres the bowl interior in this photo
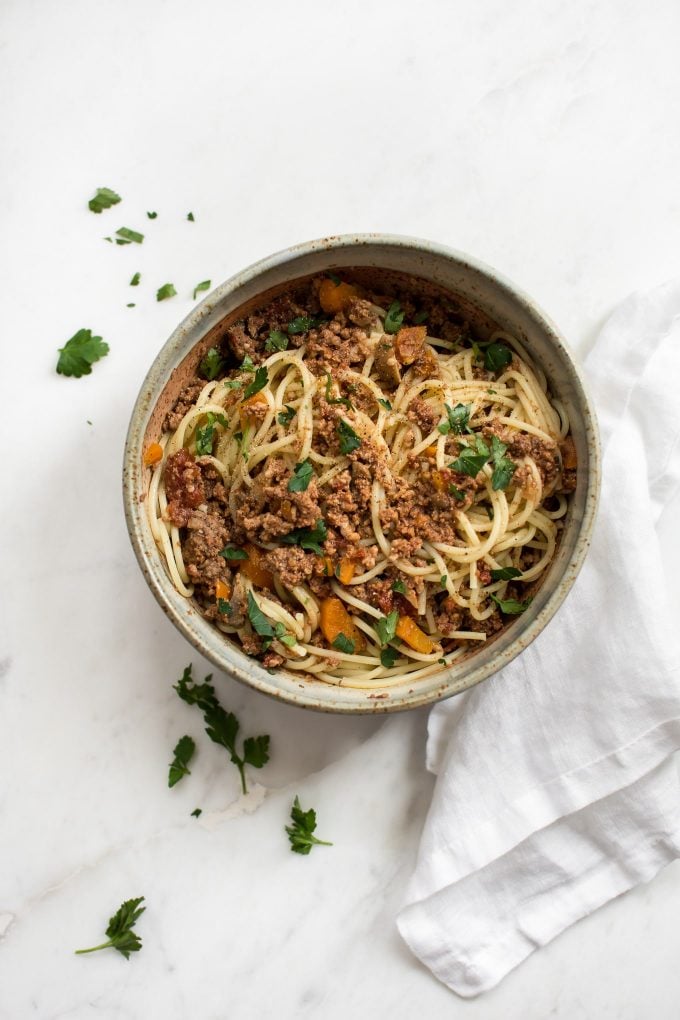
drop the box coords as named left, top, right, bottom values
left=123, top=236, right=599, bottom=713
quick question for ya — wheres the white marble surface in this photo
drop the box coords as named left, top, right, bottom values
left=3, top=1, right=680, bottom=1016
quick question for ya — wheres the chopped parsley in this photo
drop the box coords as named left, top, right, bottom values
left=198, top=346, right=225, bottom=380
left=174, top=665, right=269, bottom=794
left=440, top=575, right=448, bottom=589
left=288, top=460, right=314, bottom=493
left=247, top=591, right=276, bottom=639
left=438, top=402, right=472, bottom=436
left=450, top=436, right=490, bottom=477
left=219, top=545, right=248, bottom=560
left=217, top=598, right=232, bottom=615
left=277, top=405, right=296, bottom=426
left=378, top=398, right=392, bottom=411
left=156, top=283, right=177, bottom=301
left=193, top=279, right=211, bottom=300
left=484, top=342, right=512, bottom=373
left=449, top=483, right=466, bottom=500
left=287, top=315, right=325, bottom=334
left=286, top=796, right=333, bottom=855
left=147, top=211, right=158, bottom=219
left=130, top=272, right=141, bottom=286
left=490, top=593, right=532, bottom=615
left=332, top=633, right=355, bottom=654
left=281, top=518, right=328, bottom=555
left=490, top=566, right=522, bottom=581
left=375, top=610, right=399, bottom=646
left=195, top=411, right=228, bottom=455
left=391, top=579, right=407, bottom=595
left=264, top=329, right=289, bottom=352
left=191, top=808, right=202, bottom=818
left=243, top=366, right=268, bottom=399
left=56, top=329, right=109, bottom=378
left=168, top=735, right=195, bottom=788
left=324, top=372, right=353, bottom=410
left=75, top=897, right=145, bottom=959
left=240, top=354, right=256, bottom=372
left=380, top=646, right=399, bottom=668
left=187, top=212, right=195, bottom=221
left=384, top=301, right=405, bottom=334
left=337, top=419, right=361, bottom=454
left=88, top=187, right=121, bottom=213
left=490, top=434, right=516, bottom=491
left=115, top=227, right=144, bottom=245
left=126, top=303, right=135, bottom=308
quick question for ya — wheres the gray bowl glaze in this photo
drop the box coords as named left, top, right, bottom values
left=123, top=234, right=600, bottom=713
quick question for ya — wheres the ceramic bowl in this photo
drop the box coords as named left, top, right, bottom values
left=123, top=234, right=600, bottom=713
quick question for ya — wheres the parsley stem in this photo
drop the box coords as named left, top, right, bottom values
left=236, top=762, right=247, bottom=795
left=75, top=940, right=115, bottom=955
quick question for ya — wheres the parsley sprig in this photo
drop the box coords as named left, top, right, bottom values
left=56, top=329, right=109, bottom=378
left=286, top=796, right=333, bottom=855
left=75, top=897, right=146, bottom=959
left=168, top=735, right=195, bottom=787
left=174, top=665, right=270, bottom=794
left=88, top=187, right=121, bottom=213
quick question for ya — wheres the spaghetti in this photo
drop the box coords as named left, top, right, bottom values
left=146, top=273, right=575, bottom=688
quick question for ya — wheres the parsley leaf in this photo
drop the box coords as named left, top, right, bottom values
left=440, top=575, right=448, bottom=589
left=126, top=303, right=136, bottom=308
left=243, top=366, right=268, bottom=399
left=378, top=398, right=392, bottom=411
left=193, top=279, right=211, bottom=300
left=413, top=310, right=429, bottom=324
left=168, top=735, right=195, bottom=788
left=375, top=610, right=399, bottom=646
left=277, top=405, right=296, bottom=426
left=288, top=460, right=314, bottom=493
left=88, top=187, right=122, bottom=213
left=490, top=434, right=516, bottom=491
left=240, top=355, right=255, bottom=372
left=264, top=329, right=289, bottom=352
left=130, top=272, right=141, bottom=286
left=337, top=419, right=361, bottom=454
left=217, top=598, right=232, bottom=615
left=384, top=301, right=404, bottom=334
left=438, top=402, right=472, bottom=436
left=56, top=329, right=109, bottom=378
left=332, top=633, right=355, bottom=654
left=198, top=346, right=225, bottom=380
left=115, top=227, right=144, bottom=245
left=391, top=579, right=407, bottom=595
left=450, top=436, right=490, bottom=477
left=219, top=545, right=248, bottom=560
left=75, top=897, right=145, bottom=959
left=380, top=646, right=399, bottom=668
left=490, top=566, right=522, bottom=581
left=286, top=796, right=333, bottom=855
left=247, top=590, right=275, bottom=638
left=174, top=665, right=269, bottom=794
left=484, top=342, right=512, bottom=373
left=191, top=808, right=202, bottom=817
left=187, top=212, right=195, bottom=221
left=156, top=283, right=177, bottom=301
left=324, top=372, right=353, bottom=410
left=490, top=593, right=532, bottom=615
left=147, top=211, right=158, bottom=219
left=195, top=411, right=228, bottom=455
left=287, top=315, right=325, bottom=334
left=281, top=518, right=328, bottom=555
left=449, top=483, right=466, bottom=500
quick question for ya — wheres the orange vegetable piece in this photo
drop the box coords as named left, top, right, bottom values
left=336, top=558, right=356, bottom=584
left=424, top=446, right=438, bottom=461
left=143, top=442, right=163, bottom=466
left=561, top=436, right=577, bottom=470
left=394, top=325, right=427, bottom=366
left=320, top=555, right=334, bottom=577
left=320, top=597, right=365, bottom=652
left=239, top=391, right=268, bottom=426
left=318, top=278, right=360, bottom=314
left=238, top=544, right=274, bottom=590
left=395, top=615, right=435, bottom=654
left=215, top=579, right=231, bottom=601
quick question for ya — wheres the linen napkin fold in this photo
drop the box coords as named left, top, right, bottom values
left=397, top=279, right=680, bottom=997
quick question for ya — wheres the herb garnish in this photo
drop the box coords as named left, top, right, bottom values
left=168, top=735, right=195, bottom=787
left=332, top=633, right=355, bottom=654
left=156, top=283, right=177, bottom=301
left=195, top=411, right=228, bottom=455
left=198, top=346, right=225, bottom=380
left=88, top=187, right=121, bottom=213
left=490, top=593, right=532, bottom=615
left=438, top=402, right=472, bottom=436
left=243, top=366, right=268, bottom=399
left=277, top=405, right=296, bottom=426
left=174, top=665, right=270, bottom=794
left=287, top=315, right=325, bottom=334
left=281, top=518, right=328, bottom=555
left=115, top=227, right=144, bottom=245
left=286, top=796, right=333, bottom=855
left=127, top=303, right=135, bottom=308
left=378, top=398, right=392, bottom=411
left=288, top=460, right=314, bottom=493
left=449, top=483, right=465, bottom=500
left=75, top=897, right=145, bottom=959
left=217, top=598, right=232, bottom=615
left=219, top=545, right=248, bottom=560
left=337, top=419, right=361, bottom=454
left=490, top=434, right=516, bottom=491
left=147, top=211, right=157, bottom=219
left=56, top=329, right=109, bottom=378
left=264, top=329, right=289, bottom=352
left=193, top=280, right=211, bottom=300
left=384, top=301, right=405, bottom=334
left=191, top=808, right=202, bottom=817
left=413, top=310, right=429, bottom=324
left=130, top=272, right=141, bottom=286
left=324, top=373, right=353, bottom=410
left=450, top=436, right=490, bottom=477
left=380, top=646, right=399, bottom=668
left=375, top=610, right=399, bottom=646
left=187, top=212, right=195, bottom=221
left=484, top=342, right=512, bottom=373
left=490, top=566, right=522, bottom=581
left=391, top=579, right=407, bottom=595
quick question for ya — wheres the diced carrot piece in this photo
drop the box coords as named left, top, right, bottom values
left=238, top=544, right=274, bottom=589
left=239, top=391, right=268, bottom=426
left=320, top=555, right=334, bottom=577
left=320, top=597, right=365, bottom=651
left=395, top=615, right=435, bottom=654
left=215, top=579, right=231, bottom=601
left=318, top=278, right=360, bottom=314
left=394, top=325, right=427, bottom=366
left=143, top=442, right=163, bottom=466
left=432, top=469, right=446, bottom=492
left=336, top=558, right=356, bottom=584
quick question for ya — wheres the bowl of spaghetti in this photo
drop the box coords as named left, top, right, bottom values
left=123, top=235, right=600, bottom=713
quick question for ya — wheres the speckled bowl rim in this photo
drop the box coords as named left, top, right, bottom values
left=123, top=233, right=600, bottom=714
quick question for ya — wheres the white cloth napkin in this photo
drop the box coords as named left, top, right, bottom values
left=397, top=279, right=680, bottom=997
